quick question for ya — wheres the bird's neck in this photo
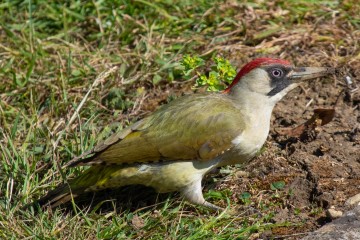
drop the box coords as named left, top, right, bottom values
left=231, top=88, right=274, bottom=145
left=227, top=86, right=276, bottom=120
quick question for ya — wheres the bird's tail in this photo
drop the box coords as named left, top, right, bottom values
left=29, top=165, right=126, bottom=209
left=34, top=183, right=84, bottom=208
left=30, top=166, right=108, bottom=209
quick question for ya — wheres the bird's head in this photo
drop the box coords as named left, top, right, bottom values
left=224, top=58, right=333, bottom=105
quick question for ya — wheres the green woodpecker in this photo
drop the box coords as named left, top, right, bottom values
left=36, top=58, right=333, bottom=210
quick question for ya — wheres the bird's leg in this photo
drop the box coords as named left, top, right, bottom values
left=180, top=179, right=223, bottom=211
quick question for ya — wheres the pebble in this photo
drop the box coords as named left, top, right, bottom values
left=345, top=193, right=360, bottom=206
left=326, top=208, right=343, bottom=219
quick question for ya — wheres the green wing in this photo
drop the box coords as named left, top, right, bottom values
left=67, top=93, right=245, bottom=167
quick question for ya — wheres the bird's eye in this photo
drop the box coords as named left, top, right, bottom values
left=271, top=68, right=283, bottom=78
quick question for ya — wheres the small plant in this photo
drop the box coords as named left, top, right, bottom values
left=270, top=181, right=286, bottom=199
left=204, top=189, right=231, bottom=201
left=239, top=191, right=252, bottom=205
left=294, top=208, right=301, bottom=215
left=270, top=181, right=286, bottom=191
left=181, top=55, right=205, bottom=76
left=181, top=55, right=237, bottom=91
left=310, top=207, right=324, bottom=217
left=102, top=88, right=134, bottom=111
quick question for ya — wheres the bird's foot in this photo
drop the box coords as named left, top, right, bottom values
left=202, top=200, right=224, bottom=212
left=181, top=180, right=226, bottom=212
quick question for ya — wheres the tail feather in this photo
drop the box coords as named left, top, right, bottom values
left=35, top=183, right=83, bottom=208
left=30, top=166, right=113, bottom=209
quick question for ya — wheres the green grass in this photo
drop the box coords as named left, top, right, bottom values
left=0, top=0, right=359, bottom=239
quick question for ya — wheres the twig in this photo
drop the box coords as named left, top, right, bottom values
left=305, top=98, right=314, bottom=109
left=333, top=89, right=344, bottom=107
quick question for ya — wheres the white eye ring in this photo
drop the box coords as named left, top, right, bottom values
left=272, top=69, right=283, bottom=78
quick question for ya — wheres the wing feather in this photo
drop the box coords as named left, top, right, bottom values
left=68, top=94, right=245, bottom=167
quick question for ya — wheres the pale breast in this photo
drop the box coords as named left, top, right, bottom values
left=232, top=129, right=268, bottom=157
left=218, top=121, right=270, bottom=167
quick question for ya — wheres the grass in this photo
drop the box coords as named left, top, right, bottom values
left=0, top=0, right=359, bottom=239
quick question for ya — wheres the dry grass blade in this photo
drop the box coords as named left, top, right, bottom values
left=52, top=66, right=118, bottom=178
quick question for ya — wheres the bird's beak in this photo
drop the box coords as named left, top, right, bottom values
left=289, top=67, right=334, bottom=82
